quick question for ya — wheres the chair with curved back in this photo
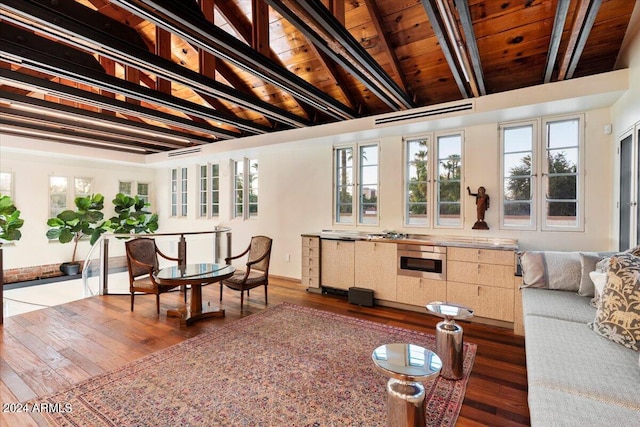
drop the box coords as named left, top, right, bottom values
left=220, top=236, right=272, bottom=310
left=125, top=237, right=186, bottom=315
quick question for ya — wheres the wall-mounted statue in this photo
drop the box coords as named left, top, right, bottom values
left=467, top=186, right=489, bottom=230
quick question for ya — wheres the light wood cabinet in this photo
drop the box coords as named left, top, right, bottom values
left=301, top=236, right=320, bottom=289
left=446, top=247, right=517, bottom=322
left=354, top=241, right=397, bottom=301
left=396, top=276, right=447, bottom=307
left=320, top=239, right=355, bottom=290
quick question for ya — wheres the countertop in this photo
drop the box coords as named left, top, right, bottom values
left=302, top=231, right=518, bottom=251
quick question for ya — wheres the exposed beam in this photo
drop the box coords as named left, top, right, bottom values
left=0, top=90, right=213, bottom=146
left=0, top=24, right=269, bottom=136
left=252, top=0, right=270, bottom=57
left=214, top=0, right=315, bottom=121
left=275, top=0, right=413, bottom=110
left=109, top=0, right=357, bottom=120
left=421, top=0, right=469, bottom=98
left=557, top=0, right=602, bottom=80
left=0, top=70, right=238, bottom=140
left=543, top=0, right=570, bottom=83
left=0, top=0, right=309, bottom=128
left=362, top=0, right=409, bottom=95
left=454, top=0, right=485, bottom=96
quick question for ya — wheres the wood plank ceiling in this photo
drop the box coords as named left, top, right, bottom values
left=0, top=0, right=636, bottom=154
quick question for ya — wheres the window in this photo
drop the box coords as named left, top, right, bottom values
left=198, top=164, right=219, bottom=218
left=233, top=159, right=258, bottom=219
left=170, top=168, right=188, bottom=217
left=0, top=172, right=13, bottom=197
left=119, top=181, right=150, bottom=205
left=405, top=136, right=430, bottom=226
left=49, top=176, right=92, bottom=218
left=334, top=143, right=379, bottom=225
left=436, top=133, right=463, bottom=227
left=500, top=115, right=583, bottom=231
left=500, top=122, right=537, bottom=229
left=119, top=181, right=132, bottom=195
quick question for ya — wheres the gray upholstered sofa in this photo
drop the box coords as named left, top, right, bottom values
left=519, top=250, right=640, bottom=426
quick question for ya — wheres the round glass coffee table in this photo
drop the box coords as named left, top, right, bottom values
left=372, top=343, right=442, bottom=427
left=426, top=301, right=474, bottom=380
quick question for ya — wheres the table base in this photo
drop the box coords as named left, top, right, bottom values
left=386, top=378, right=426, bottom=427
left=167, top=303, right=225, bottom=326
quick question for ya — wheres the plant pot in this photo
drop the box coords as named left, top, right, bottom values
left=60, top=262, right=81, bottom=276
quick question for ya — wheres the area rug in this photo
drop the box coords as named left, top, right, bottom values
left=30, top=302, right=476, bottom=426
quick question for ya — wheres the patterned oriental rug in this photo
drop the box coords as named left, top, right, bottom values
left=31, top=303, right=476, bottom=426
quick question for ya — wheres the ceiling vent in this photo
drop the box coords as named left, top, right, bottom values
left=167, top=147, right=202, bottom=157
left=374, top=101, right=474, bottom=126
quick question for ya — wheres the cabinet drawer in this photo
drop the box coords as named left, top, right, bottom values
left=302, top=245, right=320, bottom=258
left=302, top=236, right=320, bottom=248
left=302, top=275, right=320, bottom=288
left=448, top=260, right=514, bottom=288
left=301, top=265, right=320, bottom=278
left=448, top=247, right=515, bottom=266
left=447, top=281, right=514, bottom=322
left=302, top=256, right=319, bottom=268
left=396, top=276, right=446, bottom=306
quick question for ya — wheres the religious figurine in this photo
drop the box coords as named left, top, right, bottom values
left=467, top=186, right=489, bottom=229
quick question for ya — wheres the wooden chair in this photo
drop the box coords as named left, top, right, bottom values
left=220, top=236, right=272, bottom=310
left=125, top=237, right=186, bottom=315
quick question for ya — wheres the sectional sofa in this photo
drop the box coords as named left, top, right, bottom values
left=519, top=249, right=640, bottom=426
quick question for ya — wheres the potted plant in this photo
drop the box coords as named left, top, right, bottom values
left=0, top=195, right=24, bottom=244
left=109, top=193, right=159, bottom=236
left=46, top=193, right=108, bottom=275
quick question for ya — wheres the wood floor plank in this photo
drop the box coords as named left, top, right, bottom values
left=1, top=278, right=530, bottom=426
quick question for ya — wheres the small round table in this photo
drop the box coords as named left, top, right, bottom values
left=372, top=343, right=442, bottom=427
left=426, top=301, right=474, bottom=380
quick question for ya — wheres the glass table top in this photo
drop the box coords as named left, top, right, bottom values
left=155, top=263, right=234, bottom=281
left=372, top=343, right=442, bottom=382
left=426, top=301, right=474, bottom=320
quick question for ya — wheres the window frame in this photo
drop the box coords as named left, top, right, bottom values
left=197, top=163, right=220, bottom=219
left=541, top=114, right=584, bottom=232
left=499, top=114, right=585, bottom=232
left=499, top=120, right=539, bottom=231
left=403, top=135, right=432, bottom=228
left=333, top=142, right=380, bottom=226
left=232, top=158, right=258, bottom=220
left=49, top=176, right=93, bottom=218
left=434, top=131, right=464, bottom=229
left=170, top=167, right=188, bottom=218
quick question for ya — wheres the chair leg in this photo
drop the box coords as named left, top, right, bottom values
left=131, top=293, right=134, bottom=311
left=240, top=291, right=244, bottom=310
left=156, top=294, right=160, bottom=315
left=264, top=285, right=268, bottom=305
left=220, top=284, right=223, bottom=302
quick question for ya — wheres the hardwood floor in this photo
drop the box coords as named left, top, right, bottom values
left=0, top=278, right=530, bottom=426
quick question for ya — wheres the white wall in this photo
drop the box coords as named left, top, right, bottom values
left=1, top=68, right=636, bottom=279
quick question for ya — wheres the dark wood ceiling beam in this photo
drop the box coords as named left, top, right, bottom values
left=156, top=26, right=173, bottom=94
left=0, top=69, right=240, bottom=140
left=328, top=0, right=345, bottom=25
left=557, top=0, right=602, bottom=80
left=274, top=0, right=413, bottom=110
left=421, top=0, right=470, bottom=98
left=1, top=0, right=308, bottom=128
left=362, top=0, right=409, bottom=95
left=252, top=0, right=270, bottom=57
left=110, top=0, right=357, bottom=120
left=453, top=0, right=485, bottom=96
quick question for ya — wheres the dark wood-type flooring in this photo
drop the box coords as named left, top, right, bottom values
left=0, top=278, right=529, bottom=426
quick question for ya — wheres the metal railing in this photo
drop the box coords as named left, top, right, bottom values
left=82, top=227, right=232, bottom=296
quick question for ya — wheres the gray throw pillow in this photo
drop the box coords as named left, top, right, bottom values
left=519, top=251, right=582, bottom=291
left=578, top=251, right=616, bottom=297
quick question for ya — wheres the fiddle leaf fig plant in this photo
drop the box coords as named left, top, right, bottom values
left=0, top=195, right=24, bottom=243
left=46, top=193, right=107, bottom=264
left=109, top=193, right=159, bottom=236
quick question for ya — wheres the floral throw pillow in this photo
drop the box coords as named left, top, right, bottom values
left=589, top=253, right=640, bottom=350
